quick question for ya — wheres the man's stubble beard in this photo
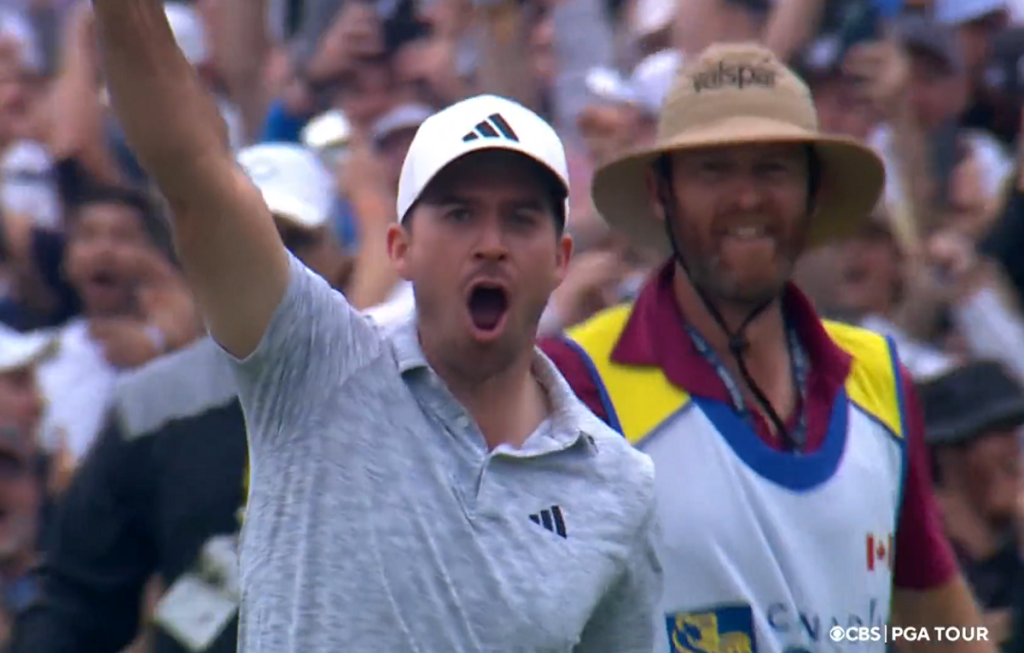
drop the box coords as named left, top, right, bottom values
left=673, top=207, right=810, bottom=311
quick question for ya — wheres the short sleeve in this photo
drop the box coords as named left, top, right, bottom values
left=221, top=252, right=382, bottom=450
left=893, top=367, right=958, bottom=590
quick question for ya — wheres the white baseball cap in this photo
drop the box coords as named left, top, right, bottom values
left=585, top=67, right=641, bottom=106
left=396, top=94, right=569, bottom=223
left=372, top=103, right=434, bottom=146
left=238, top=143, right=335, bottom=230
left=586, top=50, right=683, bottom=117
left=632, top=50, right=683, bottom=115
left=0, top=327, right=56, bottom=375
left=301, top=109, right=352, bottom=150
left=630, top=0, right=677, bottom=39
left=165, top=2, right=208, bottom=67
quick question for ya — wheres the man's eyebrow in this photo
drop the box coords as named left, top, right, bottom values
left=506, top=198, right=548, bottom=211
left=423, top=193, right=471, bottom=207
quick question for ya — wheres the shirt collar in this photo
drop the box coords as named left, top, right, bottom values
left=388, top=314, right=600, bottom=454
left=390, top=313, right=429, bottom=374
left=612, top=261, right=852, bottom=397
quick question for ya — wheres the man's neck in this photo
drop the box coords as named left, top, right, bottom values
left=672, top=266, right=795, bottom=413
left=433, top=347, right=548, bottom=451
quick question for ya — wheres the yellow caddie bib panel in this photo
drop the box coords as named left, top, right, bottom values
left=565, top=305, right=690, bottom=446
left=822, top=320, right=904, bottom=439
left=565, top=307, right=905, bottom=444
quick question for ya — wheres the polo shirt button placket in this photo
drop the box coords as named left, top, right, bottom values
left=472, top=458, right=505, bottom=523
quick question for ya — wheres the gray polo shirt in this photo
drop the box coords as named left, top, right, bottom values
left=226, top=254, right=662, bottom=653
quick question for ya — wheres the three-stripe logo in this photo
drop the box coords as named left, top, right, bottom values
left=529, top=505, right=567, bottom=538
left=462, top=113, right=519, bottom=143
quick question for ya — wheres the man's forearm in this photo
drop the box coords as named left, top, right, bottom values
left=90, top=0, right=293, bottom=361
left=92, top=0, right=229, bottom=202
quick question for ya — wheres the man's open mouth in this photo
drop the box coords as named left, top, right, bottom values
left=466, top=283, right=509, bottom=334
left=88, top=270, right=120, bottom=290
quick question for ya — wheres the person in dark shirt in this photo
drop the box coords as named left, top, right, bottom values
left=6, top=143, right=348, bottom=653
left=0, top=423, right=48, bottom=649
left=920, top=361, right=1024, bottom=650
left=980, top=167, right=1024, bottom=307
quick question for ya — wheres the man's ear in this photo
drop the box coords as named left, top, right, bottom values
left=554, top=232, right=573, bottom=286
left=645, top=167, right=667, bottom=223
left=387, top=224, right=414, bottom=281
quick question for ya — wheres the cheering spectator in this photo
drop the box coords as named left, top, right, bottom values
left=0, top=423, right=46, bottom=649
left=33, top=187, right=196, bottom=463
left=922, top=361, right=1024, bottom=648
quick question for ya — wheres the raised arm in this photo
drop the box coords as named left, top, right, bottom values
left=90, top=0, right=287, bottom=359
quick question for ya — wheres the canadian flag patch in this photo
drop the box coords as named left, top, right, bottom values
left=866, top=533, right=893, bottom=571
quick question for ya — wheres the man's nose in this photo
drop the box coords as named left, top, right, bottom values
left=731, top=175, right=766, bottom=212
left=473, top=218, right=509, bottom=261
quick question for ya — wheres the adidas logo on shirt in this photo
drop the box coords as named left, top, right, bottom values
left=528, top=505, right=567, bottom=538
left=462, top=113, right=519, bottom=143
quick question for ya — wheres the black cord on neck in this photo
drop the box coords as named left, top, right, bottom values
left=655, top=158, right=798, bottom=451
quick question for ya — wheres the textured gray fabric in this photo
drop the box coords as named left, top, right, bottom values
left=225, top=253, right=662, bottom=652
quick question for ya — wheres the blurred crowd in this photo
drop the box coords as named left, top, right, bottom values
left=4, top=0, right=1024, bottom=650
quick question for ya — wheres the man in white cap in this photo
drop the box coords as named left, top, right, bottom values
left=239, top=142, right=352, bottom=290
left=542, top=42, right=991, bottom=653
left=89, top=1, right=661, bottom=652
left=0, top=327, right=53, bottom=439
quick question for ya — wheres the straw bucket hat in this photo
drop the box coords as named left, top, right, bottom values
left=591, top=42, right=886, bottom=256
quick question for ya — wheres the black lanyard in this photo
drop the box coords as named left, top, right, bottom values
left=684, top=321, right=809, bottom=450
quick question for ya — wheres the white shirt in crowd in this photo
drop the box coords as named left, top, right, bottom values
left=35, top=318, right=118, bottom=461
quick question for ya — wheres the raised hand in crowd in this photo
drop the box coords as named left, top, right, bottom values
left=305, top=1, right=384, bottom=85
left=339, top=131, right=400, bottom=309
left=339, top=131, right=392, bottom=202
left=87, top=247, right=200, bottom=370
left=87, top=318, right=165, bottom=370
left=132, top=247, right=202, bottom=351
